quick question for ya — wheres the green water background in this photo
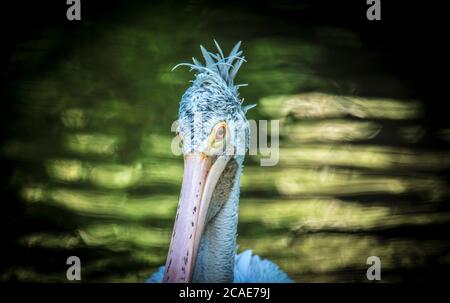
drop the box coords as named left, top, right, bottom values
left=1, top=0, right=449, bottom=282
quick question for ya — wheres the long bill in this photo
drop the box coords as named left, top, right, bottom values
left=162, top=152, right=230, bottom=282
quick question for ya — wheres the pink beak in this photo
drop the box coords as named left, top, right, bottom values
left=162, top=152, right=230, bottom=282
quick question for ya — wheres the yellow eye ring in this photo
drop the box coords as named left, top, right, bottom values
left=208, top=122, right=228, bottom=153
left=215, top=125, right=225, bottom=141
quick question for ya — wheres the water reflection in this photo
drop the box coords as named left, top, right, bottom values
left=259, top=93, right=423, bottom=120
left=1, top=1, right=449, bottom=283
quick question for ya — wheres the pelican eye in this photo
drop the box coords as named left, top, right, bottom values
left=215, top=125, right=225, bottom=141
left=207, top=123, right=227, bottom=154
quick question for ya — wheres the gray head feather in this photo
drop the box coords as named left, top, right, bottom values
left=174, top=41, right=254, bottom=155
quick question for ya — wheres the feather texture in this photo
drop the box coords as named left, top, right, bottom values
left=173, top=40, right=254, bottom=116
left=146, top=250, right=292, bottom=283
left=147, top=42, right=290, bottom=283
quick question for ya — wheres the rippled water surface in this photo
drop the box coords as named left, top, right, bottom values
left=1, top=1, right=449, bottom=282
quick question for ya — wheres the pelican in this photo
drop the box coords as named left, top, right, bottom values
left=147, top=41, right=292, bottom=283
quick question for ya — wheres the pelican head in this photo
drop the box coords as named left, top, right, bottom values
left=163, top=41, right=254, bottom=282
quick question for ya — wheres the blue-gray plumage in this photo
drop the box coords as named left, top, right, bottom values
left=148, top=41, right=292, bottom=283
left=148, top=250, right=292, bottom=283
